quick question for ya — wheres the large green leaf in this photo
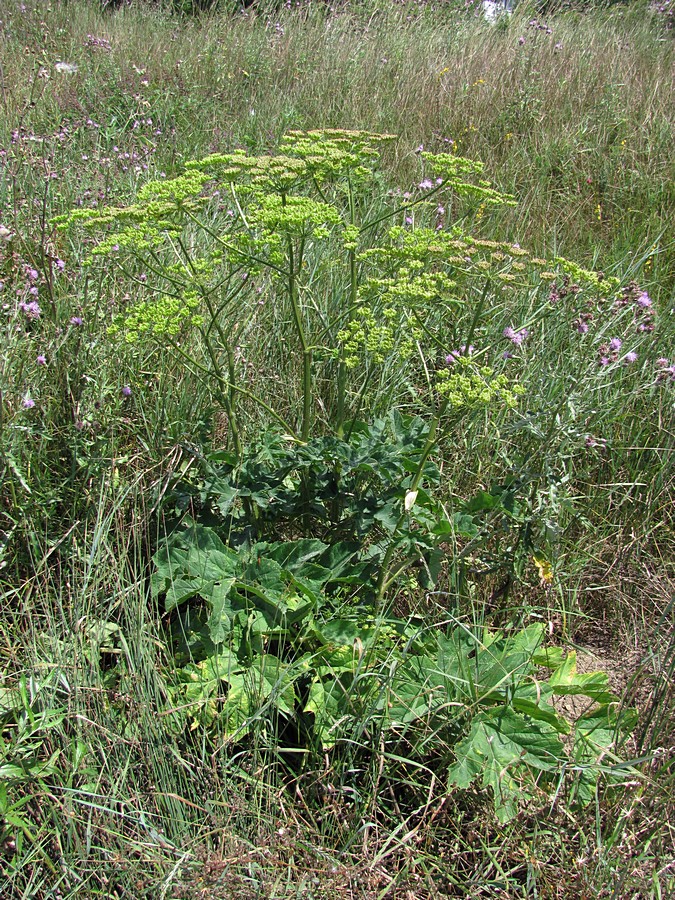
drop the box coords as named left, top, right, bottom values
left=510, top=681, right=569, bottom=733
left=571, top=704, right=639, bottom=804
left=448, top=706, right=565, bottom=823
left=549, top=652, right=615, bottom=704
left=153, top=524, right=239, bottom=611
left=438, top=623, right=546, bottom=703
left=305, top=677, right=345, bottom=750
left=173, top=653, right=297, bottom=737
left=207, top=577, right=237, bottom=644
left=262, top=539, right=327, bottom=570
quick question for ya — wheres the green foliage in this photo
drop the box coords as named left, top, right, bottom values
left=152, top=520, right=634, bottom=822
left=169, top=410, right=438, bottom=538
left=1, top=2, right=674, bottom=894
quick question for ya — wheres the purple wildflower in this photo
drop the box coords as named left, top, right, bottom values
left=599, top=356, right=610, bottom=367
left=503, top=325, right=529, bottom=346
left=121, top=385, right=132, bottom=397
left=418, top=179, right=434, bottom=191
left=22, top=396, right=35, bottom=409
left=446, top=345, right=473, bottom=365
left=624, top=351, right=638, bottom=364
left=36, top=354, right=47, bottom=365
left=608, top=337, right=622, bottom=352
left=574, top=321, right=589, bottom=335
left=20, top=300, right=41, bottom=320
left=518, top=36, right=526, bottom=45
left=636, top=291, right=652, bottom=308
left=70, top=316, right=83, bottom=326
left=55, top=258, right=65, bottom=271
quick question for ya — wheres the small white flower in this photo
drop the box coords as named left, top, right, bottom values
left=55, top=61, right=78, bottom=75
left=0, top=225, right=13, bottom=241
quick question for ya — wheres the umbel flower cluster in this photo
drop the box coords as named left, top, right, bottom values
left=53, top=129, right=621, bottom=434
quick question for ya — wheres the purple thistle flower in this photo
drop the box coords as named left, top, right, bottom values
left=518, top=36, right=526, bottom=45
left=22, top=396, right=35, bottom=409
left=636, top=291, right=652, bottom=308
left=37, top=354, right=47, bottom=365
left=599, top=356, right=610, bottom=366
left=445, top=345, right=473, bottom=365
left=418, top=179, right=434, bottom=191
left=609, top=337, right=622, bottom=352
left=503, top=326, right=529, bottom=346
left=121, top=385, right=132, bottom=397
left=70, top=316, right=83, bottom=326
left=55, top=258, right=65, bottom=271
left=29, top=285, right=39, bottom=297
left=20, top=300, right=41, bottom=320
left=624, top=351, right=638, bottom=364
left=574, top=321, right=589, bottom=334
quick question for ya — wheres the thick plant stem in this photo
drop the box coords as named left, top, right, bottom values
left=203, top=330, right=242, bottom=461
left=374, top=398, right=449, bottom=609
left=337, top=179, right=358, bottom=438
left=198, top=290, right=243, bottom=461
left=285, top=211, right=312, bottom=442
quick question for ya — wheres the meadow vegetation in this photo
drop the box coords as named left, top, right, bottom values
left=0, top=0, right=674, bottom=896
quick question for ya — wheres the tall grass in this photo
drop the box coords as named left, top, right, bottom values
left=1, top=0, right=674, bottom=896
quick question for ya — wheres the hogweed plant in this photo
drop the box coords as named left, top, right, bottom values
left=50, top=129, right=665, bottom=818
left=51, top=127, right=668, bottom=609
